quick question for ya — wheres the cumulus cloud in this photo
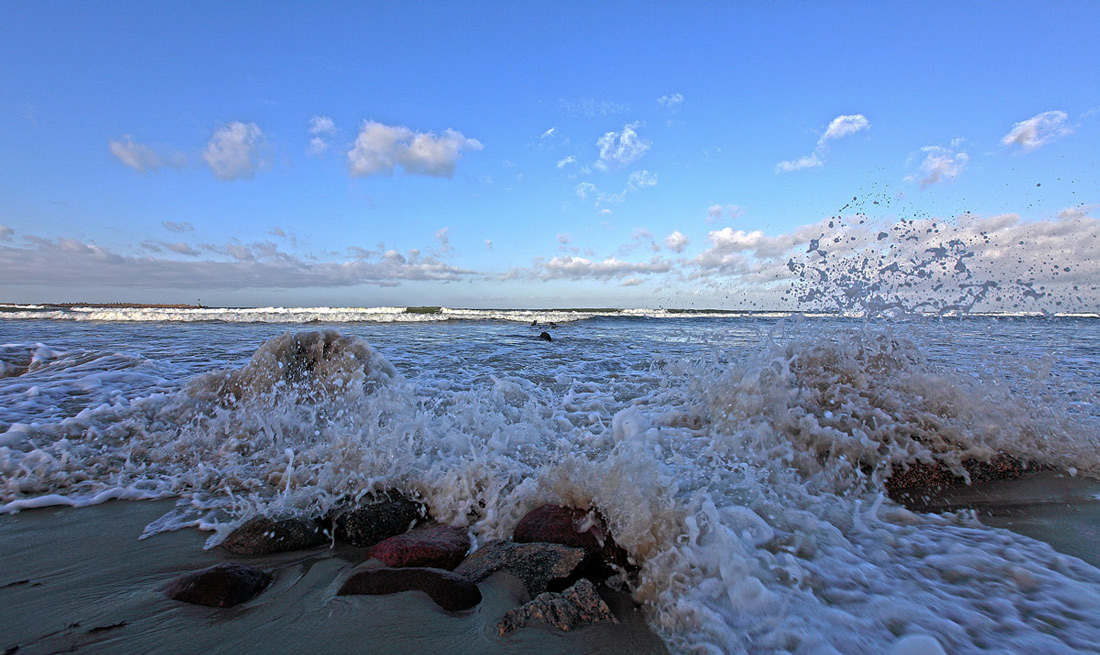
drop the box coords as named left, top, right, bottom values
left=911, top=143, right=969, bottom=188
left=776, top=113, right=869, bottom=174
left=109, top=136, right=163, bottom=172
left=162, top=220, right=194, bottom=234
left=203, top=122, right=265, bottom=181
left=163, top=241, right=200, bottom=256
left=434, top=227, right=452, bottom=252
left=575, top=182, right=596, bottom=199
left=628, top=170, right=657, bottom=188
left=664, top=230, right=689, bottom=253
left=1002, top=110, right=1072, bottom=152
left=308, top=115, right=337, bottom=155
left=657, top=93, right=684, bottom=110
left=595, top=122, right=650, bottom=170
left=347, top=121, right=483, bottom=177
left=556, top=155, right=576, bottom=168
left=537, top=255, right=671, bottom=281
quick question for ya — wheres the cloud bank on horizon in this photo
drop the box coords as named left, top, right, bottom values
left=2, top=3, right=1098, bottom=309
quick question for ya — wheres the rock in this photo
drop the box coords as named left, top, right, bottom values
left=496, top=578, right=617, bottom=636
left=221, top=516, right=329, bottom=556
left=539, top=332, right=552, bottom=342
left=162, top=563, right=272, bottom=608
left=337, top=566, right=482, bottom=612
left=332, top=491, right=424, bottom=547
left=454, top=540, right=587, bottom=596
left=367, top=523, right=470, bottom=570
left=513, top=505, right=628, bottom=573
left=885, top=453, right=1036, bottom=504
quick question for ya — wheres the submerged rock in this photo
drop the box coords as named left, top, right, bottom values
left=539, top=331, right=552, bottom=342
left=513, top=505, right=628, bottom=573
left=337, top=566, right=482, bottom=612
left=162, top=563, right=272, bottom=608
left=496, top=578, right=617, bottom=636
left=454, top=540, right=587, bottom=596
left=367, top=523, right=470, bottom=570
left=885, top=453, right=1038, bottom=505
left=221, top=516, right=329, bottom=556
left=332, top=491, right=424, bottom=547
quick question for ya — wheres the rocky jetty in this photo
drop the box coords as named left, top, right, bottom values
left=332, top=491, right=424, bottom=547
left=514, top=504, right=629, bottom=573
left=162, top=563, right=271, bottom=608
left=885, top=453, right=1038, bottom=505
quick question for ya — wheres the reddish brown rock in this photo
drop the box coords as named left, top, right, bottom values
left=366, top=523, right=470, bottom=570
left=496, top=578, right=617, bottom=636
left=453, top=540, right=588, bottom=596
left=885, top=453, right=1038, bottom=505
left=162, top=563, right=272, bottom=608
left=221, top=516, right=329, bottom=556
left=513, top=505, right=629, bottom=573
left=332, top=491, right=424, bottom=547
left=336, top=566, right=481, bottom=611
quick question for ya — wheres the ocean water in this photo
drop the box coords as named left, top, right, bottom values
left=2, top=309, right=1100, bottom=654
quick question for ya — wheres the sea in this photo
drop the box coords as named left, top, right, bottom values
left=2, top=305, right=1100, bottom=654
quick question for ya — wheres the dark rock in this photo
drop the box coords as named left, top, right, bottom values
left=332, top=491, right=424, bottom=547
left=539, top=332, right=552, bottom=342
left=885, top=453, right=1039, bottom=505
left=221, top=515, right=329, bottom=556
left=337, top=566, right=481, bottom=612
left=513, top=505, right=629, bottom=573
left=162, top=563, right=272, bottom=608
left=454, top=540, right=587, bottom=596
left=496, top=578, right=617, bottom=636
left=367, top=523, right=470, bottom=570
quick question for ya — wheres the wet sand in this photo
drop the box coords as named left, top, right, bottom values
left=0, top=500, right=667, bottom=655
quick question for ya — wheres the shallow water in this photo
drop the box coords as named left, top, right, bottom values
left=2, top=314, right=1100, bottom=654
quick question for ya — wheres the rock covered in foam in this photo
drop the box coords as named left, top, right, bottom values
left=885, top=453, right=1036, bottom=504
left=221, top=515, right=330, bottom=556
left=332, top=491, right=424, bottom=547
left=187, top=329, right=397, bottom=403
left=454, top=540, right=588, bottom=596
left=495, top=578, right=617, bottom=636
left=162, top=562, right=272, bottom=608
left=366, top=523, right=470, bottom=570
left=336, top=566, right=482, bottom=611
left=513, top=505, right=629, bottom=574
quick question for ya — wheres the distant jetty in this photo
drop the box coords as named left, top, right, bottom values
left=42, top=302, right=204, bottom=309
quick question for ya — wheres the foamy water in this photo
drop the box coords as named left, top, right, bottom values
left=2, top=314, right=1099, bottom=654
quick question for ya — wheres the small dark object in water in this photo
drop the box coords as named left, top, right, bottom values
left=162, top=563, right=272, bottom=608
left=531, top=320, right=538, bottom=326
left=539, top=332, right=552, bottom=342
left=337, top=566, right=482, bottom=611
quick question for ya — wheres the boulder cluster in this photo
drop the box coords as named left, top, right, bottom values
left=162, top=494, right=629, bottom=636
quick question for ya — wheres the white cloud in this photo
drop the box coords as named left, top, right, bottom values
left=307, top=115, right=337, bottom=155
left=775, top=152, right=823, bottom=173
left=707, top=204, right=743, bottom=222
left=664, top=230, right=689, bottom=253
left=163, top=241, right=200, bottom=256
left=203, top=122, right=265, bottom=181
left=657, top=93, right=684, bottom=110
left=162, top=220, right=194, bottom=234
left=595, top=122, right=650, bottom=170
left=621, top=278, right=644, bottom=287
left=0, top=225, right=13, bottom=241
left=541, top=127, right=556, bottom=139
left=485, top=239, right=493, bottom=250
left=575, top=182, right=596, bottom=199
left=1057, top=204, right=1098, bottom=221
left=347, top=121, right=483, bottom=177
left=558, top=98, right=627, bottom=117
left=435, top=226, right=452, bottom=252
left=538, top=255, right=671, bottom=280
left=556, top=156, right=577, bottom=168
left=777, top=113, right=869, bottom=174
left=109, top=136, right=166, bottom=172
left=558, top=233, right=573, bottom=245
left=628, top=170, right=657, bottom=188
left=912, top=144, right=969, bottom=188
left=819, top=114, right=870, bottom=144
left=1002, top=110, right=1072, bottom=152
left=598, top=209, right=613, bottom=217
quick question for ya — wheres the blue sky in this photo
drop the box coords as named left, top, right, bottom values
left=1, top=2, right=1098, bottom=309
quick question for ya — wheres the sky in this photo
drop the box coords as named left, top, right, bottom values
left=1, top=1, right=1098, bottom=310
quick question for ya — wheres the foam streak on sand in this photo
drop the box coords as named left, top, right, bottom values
left=1, top=317, right=1100, bottom=654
